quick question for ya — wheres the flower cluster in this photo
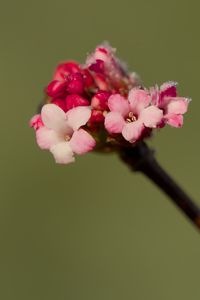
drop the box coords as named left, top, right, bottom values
left=30, top=43, right=190, bottom=164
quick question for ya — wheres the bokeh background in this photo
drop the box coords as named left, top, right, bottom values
left=1, top=0, right=200, bottom=299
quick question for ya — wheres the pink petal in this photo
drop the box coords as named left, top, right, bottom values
left=104, top=111, right=126, bottom=133
left=69, top=129, right=96, bottom=155
left=128, top=89, right=151, bottom=115
left=66, top=106, right=91, bottom=131
left=36, top=127, right=63, bottom=150
left=122, top=121, right=144, bottom=143
left=150, top=85, right=159, bottom=106
left=139, top=106, right=163, bottom=128
left=166, top=97, right=190, bottom=115
left=108, top=94, right=129, bottom=117
left=41, top=104, right=71, bottom=134
left=159, top=82, right=178, bottom=108
left=166, top=114, right=183, bottom=128
left=50, top=142, right=75, bottom=164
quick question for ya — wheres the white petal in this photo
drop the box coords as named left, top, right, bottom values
left=166, top=98, right=190, bottom=115
left=139, top=106, right=163, bottom=128
left=50, top=142, right=75, bottom=164
left=41, top=104, right=71, bottom=134
left=108, top=94, right=130, bottom=117
left=36, top=127, right=63, bottom=150
left=128, top=89, right=151, bottom=115
left=69, top=129, right=96, bottom=154
left=104, top=111, right=126, bottom=133
left=122, top=121, right=144, bottom=143
left=66, top=106, right=91, bottom=131
left=165, top=114, right=184, bottom=128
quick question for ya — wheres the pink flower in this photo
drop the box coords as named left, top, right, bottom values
left=36, top=104, right=96, bottom=164
left=151, top=82, right=190, bottom=128
left=31, top=44, right=192, bottom=163
left=105, top=89, right=163, bottom=143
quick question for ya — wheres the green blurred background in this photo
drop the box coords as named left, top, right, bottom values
left=1, top=0, right=200, bottom=299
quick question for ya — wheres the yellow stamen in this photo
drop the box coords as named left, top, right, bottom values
left=65, top=135, right=70, bottom=141
left=126, top=112, right=136, bottom=123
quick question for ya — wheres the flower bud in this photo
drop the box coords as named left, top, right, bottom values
left=65, top=94, right=89, bottom=111
left=90, top=110, right=105, bottom=124
left=91, top=91, right=110, bottom=110
left=82, top=69, right=95, bottom=88
left=54, top=61, right=81, bottom=80
left=67, top=73, right=84, bottom=94
left=93, top=73, right=109, bottom=91
left=29, top=114, right=44, bottom=130
left=51, top=98, right=67, bottom=112
left=89, top=59, right=104, bottom=73
left=46, top=80, right=67, bottom=98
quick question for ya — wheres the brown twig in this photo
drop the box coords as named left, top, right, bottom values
left=120, top=142, right=200, bottom=231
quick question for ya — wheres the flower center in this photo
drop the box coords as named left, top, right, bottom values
left=126, top=112, right=136, bottom=123
left=65, top=135, right=70, bottom=142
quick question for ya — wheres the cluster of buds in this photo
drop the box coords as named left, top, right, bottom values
left=30, top=43, right=190, bottom=164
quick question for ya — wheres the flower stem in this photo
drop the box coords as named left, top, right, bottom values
left=120, top=142, right=200, bottom=231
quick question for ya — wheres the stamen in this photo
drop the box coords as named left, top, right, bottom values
left=65, top=135, right=70, bottom=141
left=126, top=112, right=136, bottom=123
